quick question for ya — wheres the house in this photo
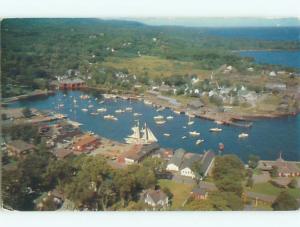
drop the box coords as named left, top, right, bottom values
left=72, top=134, right=100, bottom=152
left=54, top=148, right=74, bottom=159
left=166, top=148, right=186, bottom=171
left=7, top=140, right=36, bottom=157
left=59, top=78, right=86, bottom=90
left=265, top=83, right=287, bottom=91
left=142, top=189, right=169, bottom=208
left=199, top=150, right=215, bottom=177
left=122, top=143, right=160, bottom=164
left=180, top=153, right=202, bottom=178
left=257, top=154, right=300, bottom=177
left=191, top=188, right=209, bottom=200
left=269, top=71, right=277, bottom=77
left=188, top=99, right=204, bottom=110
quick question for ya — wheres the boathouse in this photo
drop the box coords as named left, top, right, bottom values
left=59, top=78, right=86, bottom=90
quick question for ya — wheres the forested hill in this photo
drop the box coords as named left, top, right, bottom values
left=1, top=18, right=300, bottom=97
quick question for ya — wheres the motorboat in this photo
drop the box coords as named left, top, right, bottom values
left=115, top=109, right=125, bottom=113
left=155, top=120, right=166, bottom=125
left=104, top=115, right=118, bottom=121
left=189, top=131, right=200, bottom=136
left=210, top=128, right=222, bottom=132
left=97, top=108, right=107, bottom=112
left=125, top=107, right=133, bottom=112
left=166, top=116, right=174, bottom=120
left=238, top=133, right=249, bottom=138
left=163, top=133, right=171, bottom=137
left=133, top=112, right=142, bottom=117
left=214, top=120, right=224, bottom=125
left=154, top=115, right=164, bottom=120
left=81, top=108, right=88, bottom=112
left=196, top=139, right=204, bottom=145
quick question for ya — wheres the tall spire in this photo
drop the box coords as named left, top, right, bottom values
left=278, top=152, right=284, bottom=161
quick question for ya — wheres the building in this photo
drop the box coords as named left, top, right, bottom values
left=258, top=154, right=300, bottom=177
left=122, top=143, right=160, bottom=164
left=59, top=78, right=86, bottom=90
left=54, top=148, right=74, bottom=159
left=200, top=150, right=215, bottom=177
left=166, top=148, right=186, bottom=171
left=72, top=134, right=100, bottom=152
left=142, top=189, right=169, bottom=208
left=7, top=140, right=36, bottom=157
left=188, top=99, right=204, bottom=110
left=191, top=188, right=209, bottom=200
left=180, top=153, right=202, bottom=178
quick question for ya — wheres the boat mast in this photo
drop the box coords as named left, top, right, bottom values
left=144, top=122, right=149, bottom=142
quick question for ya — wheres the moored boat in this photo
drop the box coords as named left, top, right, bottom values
left=238, top=133, right=249, bottom=138
left=196, top=139, right=204, bottom=145
left=166, top=116, right=174, bottom=120
left=189, top=131, right=200, bottom=136
left=210, top=128, right=222, bottom=132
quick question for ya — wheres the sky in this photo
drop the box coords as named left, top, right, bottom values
left=0, top=0, right=299, bottom=18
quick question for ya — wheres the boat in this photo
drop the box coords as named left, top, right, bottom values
left=115, top=109, right=125, bottom=113
left=133, top=112, right=142, bottom=117
left=154, top=115, right=164, bottom=120
left=144, top=100, right=152, bottom=105
left=99, top=101, right=105, bottom=104
left=88, top=104, right=94, bottom=108
left=182, top=136, right=187, bottom=139
left=166, top=116, right=174, bottom=120
left=104, top=115, right=118, bottom=121
left=73, top=99, right=77, bottom=104
left=80, top=95, right=89, bottom=100
left=183, top=126, right=187, bottom=129
left=196, top=139, right=204, bottom=145
left=174, top=110, right=181, bottom=115
left=189, top=131, right=200, bottom=136
left=125, top=107, right=133, bottom=112
left=97, top=108, right=107, bottom=112
left=214, top=120, right=223, bottom=125
left=156, top=107, right=165, bottom=112
left=163, top=133, right=171, bottom=137
left=90, top=112, right=99, bottom=116
left=59, top=104, right=64, bottom=108
left=210, top=128, right=222, bottom=132
left=238, top=133, right=249, bottom=138
left=187, top=116, right=194, bottom=125
left=81, top=108, right=88, bottom=112
left=125, top=121, right=157, bottom=144
left=219, top=143, right=224, bottom=151
left=155, top=120, right=166, bottom=125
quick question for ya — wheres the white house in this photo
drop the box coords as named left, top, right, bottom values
left=166, top=149, right=185, bottom=171
left=142, top=189, right=169, bottom=208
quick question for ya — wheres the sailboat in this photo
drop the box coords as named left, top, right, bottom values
left=125, top=121, right=157, bottom=144
left=187, top=116, right=194, bottom=125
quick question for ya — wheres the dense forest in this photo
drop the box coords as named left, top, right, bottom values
left=1, top=18, right=300, bottom=97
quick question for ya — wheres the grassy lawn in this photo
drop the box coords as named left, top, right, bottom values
left=158, top=179, right=194, bottom=209
left=249, top=182, right=300, bottom=199
left=99, top=56, right=210, bottom=79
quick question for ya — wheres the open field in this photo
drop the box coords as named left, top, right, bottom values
left=248, top=182, right=300, bottom=199
left=158, top=179, right=195, bottom=209
left=98, top=56, right=211, bottom=78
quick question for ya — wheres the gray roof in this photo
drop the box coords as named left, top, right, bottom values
left=145, top=189, right=168, bottom=204
left=168, top=148, right=186, bottom=167
left=8, top=140, right=36, bottom=152
left=200, top=150, right=215, bottom=176
left=180, top=153, right=202, bottom=169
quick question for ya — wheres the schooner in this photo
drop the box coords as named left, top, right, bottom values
left=125, top=121, right=158, bottom=144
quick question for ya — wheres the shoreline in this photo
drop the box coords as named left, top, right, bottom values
left=3, top=88, right=299, bottom=127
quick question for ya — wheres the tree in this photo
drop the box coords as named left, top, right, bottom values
left=288, top=178, right=298, bottom=189
left=22, top=107, right=32, bottom=118
left=272, top=191, right=299, bottom=210
left=270, top=166, right=279, bottom=178
left=248, top=154, right=260, bottom=169
left=213, top=155, right=245, bottom=197
left=2, top=113, right=8, bottom=120
left=191, top=159, right=204, bottom=179
left=246, top=177, right=254, bottom=188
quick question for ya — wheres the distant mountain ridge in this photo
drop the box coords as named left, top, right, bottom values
left=124, top=17, right=300, bottom=27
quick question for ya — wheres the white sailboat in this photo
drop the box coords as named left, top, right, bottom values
left=166, top=116, right=174, bottom=120
left=238, top=133, right=249, bottom=138
left=189, top=131, right=200, bottom=136
left=125, top=122, right=157, bottom=144
left=187, top=116, right=194, bottom=125
left=196, top=139, right=204, bottom=145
